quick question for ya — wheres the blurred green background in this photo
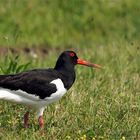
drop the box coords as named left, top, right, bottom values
left=0, top=0, right=140, bottom=47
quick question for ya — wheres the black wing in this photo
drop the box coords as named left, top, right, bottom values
left=0, top=69, right=59, bottom=99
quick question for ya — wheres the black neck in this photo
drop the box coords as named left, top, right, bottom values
left=54, top=62, right=76, bottom=90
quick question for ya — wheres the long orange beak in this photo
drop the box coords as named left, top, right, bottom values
left=77, top=58, right=102, bottom=69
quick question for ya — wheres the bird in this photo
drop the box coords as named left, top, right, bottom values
left=0, top=50, right=101, bottom=129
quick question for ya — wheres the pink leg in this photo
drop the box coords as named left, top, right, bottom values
left=24, top=111, right=29, bottom=128
left=38, top=116, right=44, bottom=129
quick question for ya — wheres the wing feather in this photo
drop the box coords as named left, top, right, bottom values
left=0, top=69, right=58, bottom=99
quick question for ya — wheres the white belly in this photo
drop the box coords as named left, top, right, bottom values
left=0, top=88, right=38, bottom=106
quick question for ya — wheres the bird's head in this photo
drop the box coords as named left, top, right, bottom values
left=54, top=51, right=102, bottom=70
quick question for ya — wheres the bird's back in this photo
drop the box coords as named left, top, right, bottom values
left=0, top=69, right=60, bottom=99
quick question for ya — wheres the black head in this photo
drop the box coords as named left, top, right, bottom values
left=54, top=51, right=78, bottom=70
left=54, top=50, right=102, bottom=90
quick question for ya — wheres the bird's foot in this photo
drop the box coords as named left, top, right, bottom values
left=38, top=116, right=44, bottom=130
left=24, top=111, right=29, bottom=128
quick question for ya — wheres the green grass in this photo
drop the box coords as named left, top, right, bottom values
left=0, top=0, right=140, bottom=139
left=0, top=42, right=140, bottom=140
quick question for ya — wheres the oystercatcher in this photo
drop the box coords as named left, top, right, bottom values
left=0, top=51, right=101, bottom=129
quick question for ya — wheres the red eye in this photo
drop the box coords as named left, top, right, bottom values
left=69, top=52, right=75, bottom=57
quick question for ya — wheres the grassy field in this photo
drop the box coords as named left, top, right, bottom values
left=0, top=43, right=139, bottom=140
left=0, top=0, right=140, bottom=140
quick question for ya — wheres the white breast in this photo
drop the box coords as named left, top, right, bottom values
left=45, top=78, right=67, bottom=104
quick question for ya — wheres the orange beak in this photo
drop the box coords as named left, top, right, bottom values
left=77, top=58, right=102, bottom=69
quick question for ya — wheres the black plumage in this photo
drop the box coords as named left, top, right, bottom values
left=0, top=70, right=58, bottom=99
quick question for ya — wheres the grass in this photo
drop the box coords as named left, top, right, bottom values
left=0, top=42, right=140, bottom=140
left=0, top=0, right=140, bottom=139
